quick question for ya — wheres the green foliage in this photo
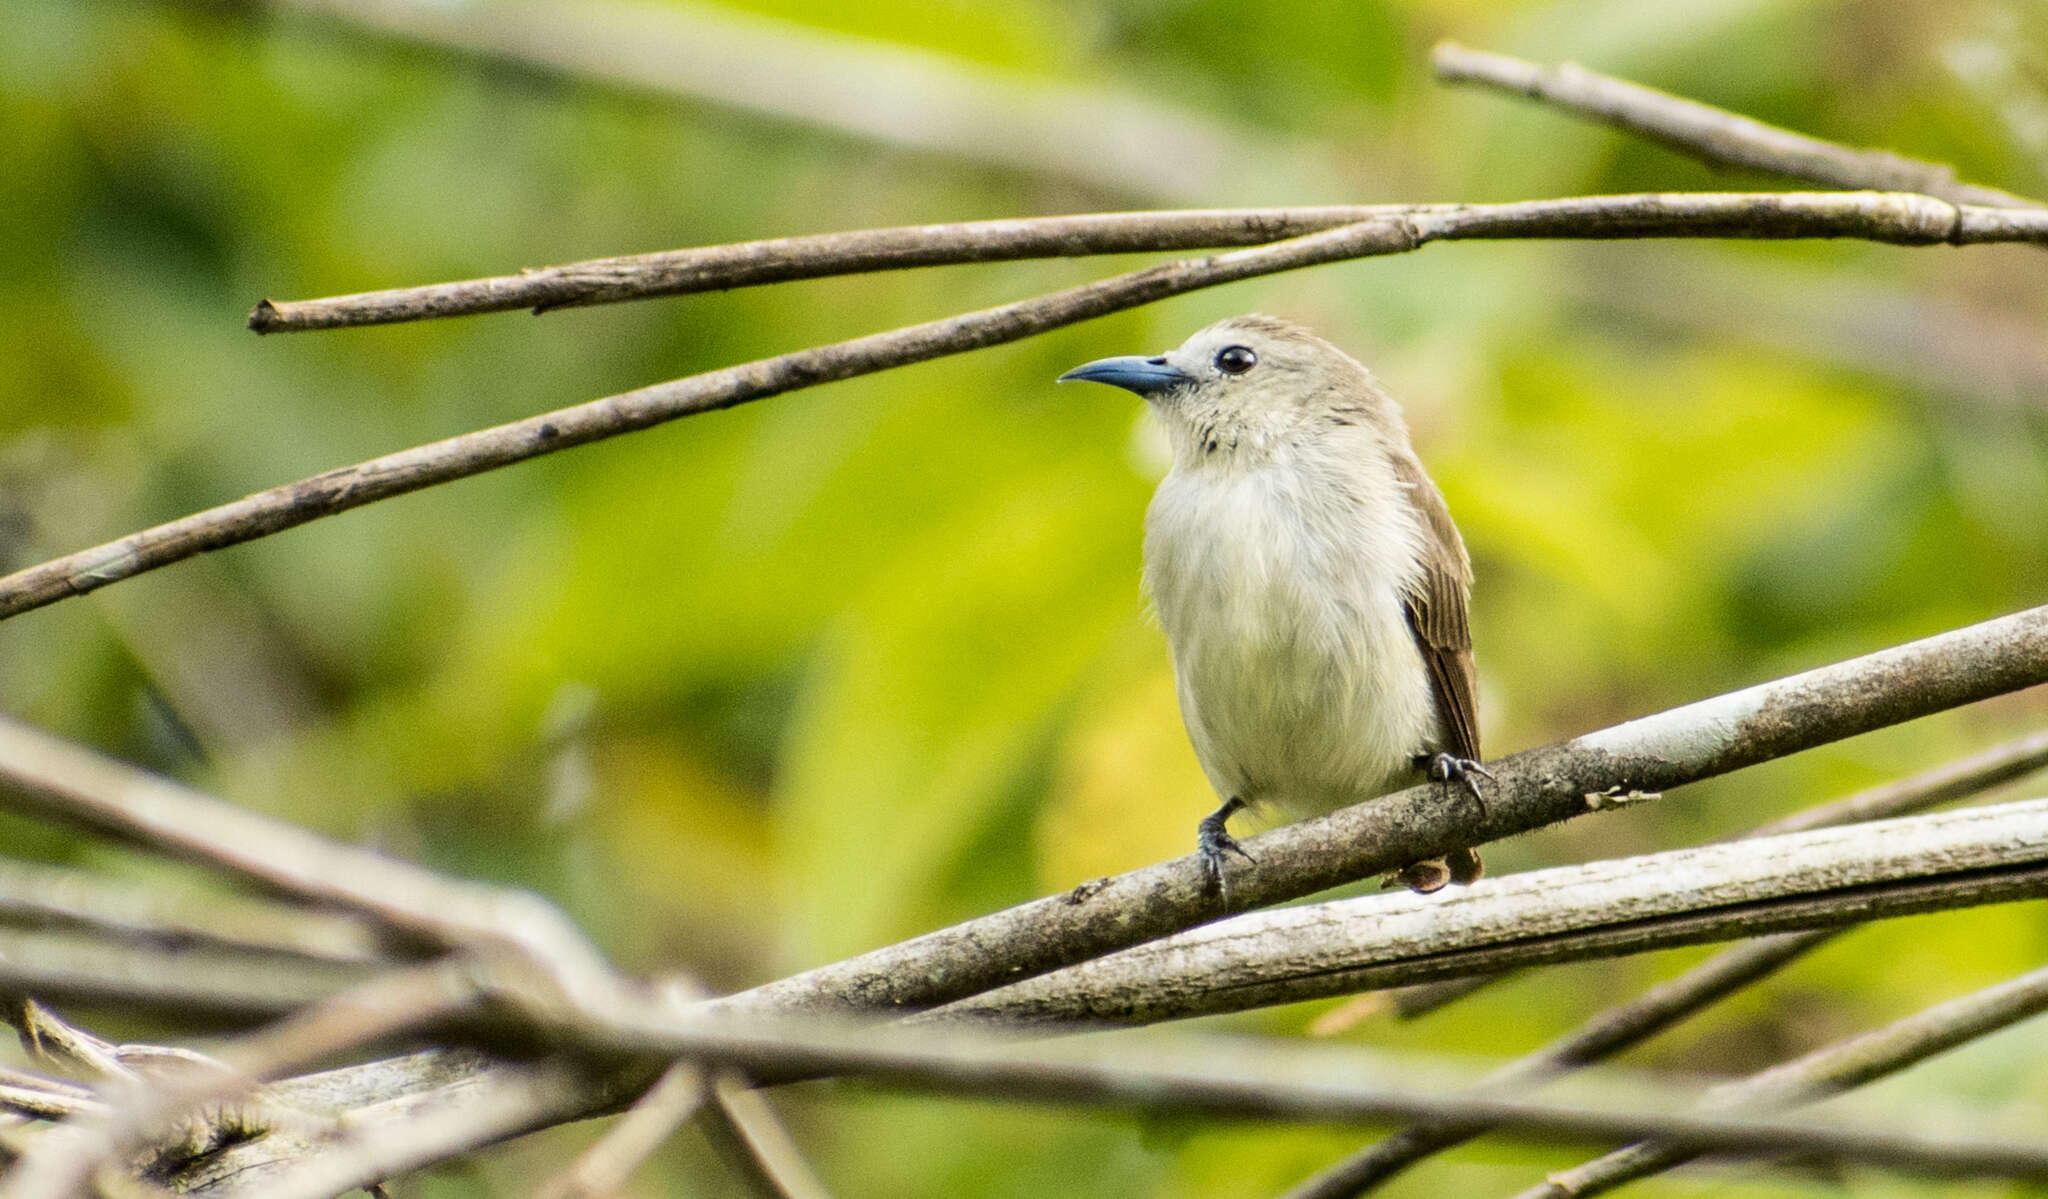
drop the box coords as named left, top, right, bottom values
left=4, top=0, right=2048, bottom=1194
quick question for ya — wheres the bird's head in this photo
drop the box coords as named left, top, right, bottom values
left=1058, top=314, right=1394, bottom=462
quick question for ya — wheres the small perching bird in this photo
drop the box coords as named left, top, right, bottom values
left=1060, top=315, right=1489, bottom=899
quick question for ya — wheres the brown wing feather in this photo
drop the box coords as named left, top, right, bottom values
left=1390, top=453, right=1481, bottom=761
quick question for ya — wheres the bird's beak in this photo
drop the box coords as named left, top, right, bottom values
left=1056, top=355, right=1192, bottom=396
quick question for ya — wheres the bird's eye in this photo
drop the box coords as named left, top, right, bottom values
left=1214, top=345, right=1257, bottom=375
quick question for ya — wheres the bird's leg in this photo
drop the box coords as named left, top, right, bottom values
left=1419, top=751, right=1494, bottom=818
left=1196, top=796, right=1255, bottom=903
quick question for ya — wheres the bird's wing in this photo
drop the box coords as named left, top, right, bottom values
left=1392, top=452, right=1481, bottom=761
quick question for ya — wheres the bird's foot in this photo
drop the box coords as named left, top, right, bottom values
left=1196, top=797, right=1255, bottom=905
left=1382, top=846, right=1483, bottom=894
left=1421, top=752, right=1495, bottom=816
left=1383, top=858, right=1451, bottom=893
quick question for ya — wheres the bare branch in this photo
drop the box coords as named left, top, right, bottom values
left=931, top=799, right=2048, bottom=1025
left=246, top=191, right=2048, bottom=333
left=1508, top=964, right=2048, bottom=1198
left=0, top=196, right=2025, bottom=625
left=1384, top=727, right=2048, bottom=1020
left=1431, top=42, right=2045, bottom=208
left=259, top=1002, right=2048, bottom=1185
left=0, top=926, right=370, bottom=1022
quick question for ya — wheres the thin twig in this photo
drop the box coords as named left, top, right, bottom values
left=1285, top=935, right=1832, bottom=1199
left=533, top=1062, right=706, bottom=1199
left=246, top=191, right=2045, bottom=333
left=1385, top=728, right=2048, bottom=1020
left=1431, top=41, right=2045, bottom=208
left=1507, top=964, right=2048, bottom=1198
left=698, top=1075, right=834, bottom=1199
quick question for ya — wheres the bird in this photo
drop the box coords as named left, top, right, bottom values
left=1059, top=314, right=1489, bottom=901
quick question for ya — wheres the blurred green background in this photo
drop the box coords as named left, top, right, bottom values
left=5, top=0, right=2048, bottom=1194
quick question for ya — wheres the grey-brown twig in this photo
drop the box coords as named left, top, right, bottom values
left=0, top=196, right=2029, bottom=626
left=0, top=716, right=613, bottom=995
left=698, top=1075, right=834, bottom=1199
left=1431, top=41, right=2045, bottom=209
left=248, top=191, right=2048, bottom=333
left=1507, top=964, right=2048, bottom=1198
left=533, top=1062, right=707, bottom=1199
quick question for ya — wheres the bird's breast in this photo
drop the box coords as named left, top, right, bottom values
left=1142, top=461, right=1440, bottom=815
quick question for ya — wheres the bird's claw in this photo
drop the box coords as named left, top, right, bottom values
left=1425, top=753, right=1494, bottom=814
left=1197, top=797, right=1254, bottom=905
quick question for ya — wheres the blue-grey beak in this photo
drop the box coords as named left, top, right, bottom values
left=1057, top=354, right=1191, bottom=396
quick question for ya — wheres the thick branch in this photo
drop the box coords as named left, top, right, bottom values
left=1384, top=726, right=2048, bottom=1020
left=247, top=191, right=2048, bottom=332
left=1431, top=42, right=2044, bottom=209
left=729, top=602, right=2048, bottom=1017
left=1511, top=964, right=2048, bottom=1198
left=931, top=799, right=2048, bottom=1025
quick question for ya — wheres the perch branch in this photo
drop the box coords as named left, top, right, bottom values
left=930, top=798, right=2048, bottom=1025
left=1384, top=726, right=2048, bottom=1020
left=1509, top=963, right=2048, bottom=1198
left=1431, top=42, right=2044, bottom=208
left=728, top=601, right=2048, bottom=1017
